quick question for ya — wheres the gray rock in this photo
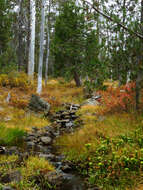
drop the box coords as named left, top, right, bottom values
left=44, top=126, right=54, bottom=133
left=0, top=146, right=6, bottom=154
left=39, top=153, right=55, bottom=160
left=26, top=141, right=35, bottom=148
left=56, top=119, right=70, bottom=123
left=29, top=94, right=50, bottom=114
left=25, top=136, right=36, bottom=141
left=82, top=98, right=100, bottom=106
left=40, top=136, right=52, bottom=145
left=36, top=145, right=51, bottom=153
left=61, top=164, right=72, bottom=172
left=7, top=146, right=19, bottom=155
left=2, top=186, right=15, bottom=190
left=65, top=122, right=74, bottom=128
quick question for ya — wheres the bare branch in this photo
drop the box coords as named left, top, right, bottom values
left=84, top=0, right=143, bottom=40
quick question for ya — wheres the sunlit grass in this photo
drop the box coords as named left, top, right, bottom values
left=21, top=156, right=54, bottom=178
left=0, top=155, right=18, bottom=163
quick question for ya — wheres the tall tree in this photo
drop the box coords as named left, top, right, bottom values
left=52, top=0, right=87, bottom=86
left=28, top=0, right=36, bottom=79
left=45, top=0, right=51, bottom=85
left=37, top=0, right=46, bottom=94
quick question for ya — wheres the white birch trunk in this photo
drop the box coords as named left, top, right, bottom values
left=37, top=0, right=46, bottom=94
left=28, top=0, right=36, bottom=79
left=45, top=0, right=51, bottom=85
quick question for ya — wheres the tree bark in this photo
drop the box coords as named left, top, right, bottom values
left=37, top=0, right=46, bottom=94
left=74, top=71, right=82, bottom=87
left=45, top=0, right=51, bottom=86
left=28, top=0, right=36, bottom=79
left=18, top=0, right=24, bottom=71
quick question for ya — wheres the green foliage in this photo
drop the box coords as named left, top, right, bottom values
left=0, top=124, right=25, bottom=146
left=0, top=0, right=16, bottom=73
left=52, top=0, right=87, bottom=78
left=59, top=122, right=143, bottom=189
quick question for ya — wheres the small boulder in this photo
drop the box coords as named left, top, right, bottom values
left=29, top=94, right=50, bottom=114
left=82, top=98, right=100, bottom=106
left=40, top=136, right=52, bottom=145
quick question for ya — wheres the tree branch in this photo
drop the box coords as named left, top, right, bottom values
left=84, top=0, right=143, bottom=40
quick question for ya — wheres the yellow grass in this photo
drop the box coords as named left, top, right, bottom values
left=21, top=156, right=54, bottom=178
left=56, top=113, right=141, bottom=154
left=0, top=76, right=84, bottom=132
left=103, top=80, right=119, bottom=88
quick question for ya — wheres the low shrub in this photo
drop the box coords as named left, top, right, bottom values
left=56, top=113, right=143, bottom=189
left=9, top=95, right=28, bottom=109
left=98, top=82, right=136, bottom=114
left=0, top=72, right=35, bottom=90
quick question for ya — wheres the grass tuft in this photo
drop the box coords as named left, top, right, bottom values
left=0, top=124, right=25, bottom=146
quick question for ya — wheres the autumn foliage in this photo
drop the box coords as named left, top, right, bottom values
left=98, top=82, right=136, bottom=114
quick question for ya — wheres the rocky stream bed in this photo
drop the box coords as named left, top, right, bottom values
left=0, top=97, right=100, bottom=190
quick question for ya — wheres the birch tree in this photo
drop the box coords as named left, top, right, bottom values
left=45, top=0, right=51, bottom=85
left=37, top=0, right=46, bottom=94
left=28, top=0, right=36, bottom=79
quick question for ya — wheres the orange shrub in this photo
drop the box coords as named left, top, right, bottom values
left=98, top=82, right=136, bottom=114
left=9, top=94, right=28, bottom=109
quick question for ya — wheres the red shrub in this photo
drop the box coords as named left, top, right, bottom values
left=99, top=82, right=136, bottom=114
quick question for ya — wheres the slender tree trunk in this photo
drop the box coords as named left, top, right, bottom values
left=18, top=0, right=23, bottom=71
left=26, top=0, right=30, bottom=73
left=135, top=0, right=143, bottom=110
left=37, top=0, right=46, bottom=94
left=74, top=71, right=82, bottom=87
left=45, top=0, right=51, bottom=86
left=28, top=0, right=36, bottom=79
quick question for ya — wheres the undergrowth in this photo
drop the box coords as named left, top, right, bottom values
left=0, top=156, right=54, bottom=190
left=56, top=113, right=143, bottom=189
left=0, top=124, right=25, bottom=146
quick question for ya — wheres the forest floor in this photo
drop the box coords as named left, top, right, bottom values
left=0, top=72, right=143, bottom=189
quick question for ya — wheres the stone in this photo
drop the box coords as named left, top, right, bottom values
left=40, top=136, right=52, bottom=145
left=44, top=126, right=54, bottom=133
left=82, top=98, right=100, bottom=106
left=25, top=136, right=36, bottom=141
left=0, top=146, right=6, bottom=154
left=61, top=164, right=72, bottom=172
left=65, top=122, right=74, bottom=128
left=36, top=145, right=51, bottom=153
left=4, top=116, right=11, bottom=121
left=29, top=94, right=50, bottom=114
left=2, top=186, right=15, bottom=190
left=39, top=153, right=55, bottom=161
left=7, top=146, right=19, bottom=155
left=56, top=119, right=70, bottom=123
left=69, top=110, right=76, bottom=114
left=32, top=127, right=38, bottom=132
left=73, top=104, right=80, bottom=108
left=26, top=141, right=35, bottom=148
